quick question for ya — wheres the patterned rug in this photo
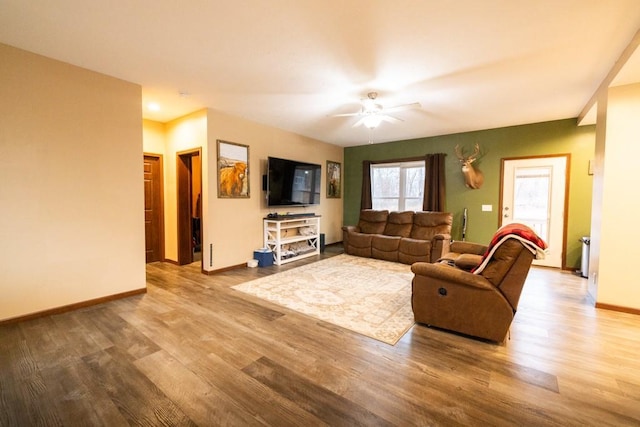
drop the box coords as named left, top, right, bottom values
left=232, top=254, right=415, bottom=345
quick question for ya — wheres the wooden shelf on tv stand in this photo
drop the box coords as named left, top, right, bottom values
left=263, top=216, right=321, bottom=265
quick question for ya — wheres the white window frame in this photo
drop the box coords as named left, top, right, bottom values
left=371, top=160, right=425, bottom=211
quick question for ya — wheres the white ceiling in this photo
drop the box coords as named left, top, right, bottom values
left=1, top=1, right=640, bottom=147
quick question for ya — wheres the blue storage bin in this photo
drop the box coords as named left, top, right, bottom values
left=253, top=250, right=274, bottom=267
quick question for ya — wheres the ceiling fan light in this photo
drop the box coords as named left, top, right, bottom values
left=363, top=115, right=383, bottom=129
left=363, top=98, right=376, bottom=111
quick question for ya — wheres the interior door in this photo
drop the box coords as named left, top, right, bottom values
left=177, top=149, right=202, bottom=266
left=144, top=154, right=164, bottom=263
left=500, top=156, right=568, bottom=268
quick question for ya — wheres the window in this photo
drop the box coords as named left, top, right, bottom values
left=371, top=161, right=425, bottom=211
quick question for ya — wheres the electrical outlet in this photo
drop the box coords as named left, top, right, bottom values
left=482, top=204, right=493, bottom=212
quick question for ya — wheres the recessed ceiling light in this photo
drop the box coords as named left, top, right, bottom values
left=148, top=102, right=160, bottom=111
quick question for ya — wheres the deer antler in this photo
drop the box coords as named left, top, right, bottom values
left=467, top=143, right=481, bottom=163
left=454, top=144, right=464, bottom=160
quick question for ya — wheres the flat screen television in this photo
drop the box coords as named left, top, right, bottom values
left=267, top=156, right=321, bottom=207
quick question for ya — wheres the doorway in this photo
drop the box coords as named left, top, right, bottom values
left=177, top=149, right=203, bottom=266
left=500, top=155, right=569, bottom=268
left=144, top=154, right=164, bottom=263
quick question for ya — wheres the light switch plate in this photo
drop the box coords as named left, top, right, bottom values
left=482, top=204, right=493, bottom=212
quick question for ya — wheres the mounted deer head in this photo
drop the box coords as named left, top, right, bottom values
left=454, top=143, right=484, bottom=189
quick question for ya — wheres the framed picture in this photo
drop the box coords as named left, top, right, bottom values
left=217, top=140, right=249, bottom=198
left=326, top=160, right=341, bottom=198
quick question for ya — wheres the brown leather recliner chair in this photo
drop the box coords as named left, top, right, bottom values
left=411, top=237, right=537, bottom=342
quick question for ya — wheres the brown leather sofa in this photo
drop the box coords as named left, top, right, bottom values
left=342, top=210, right=453, bottom=264
left=410, top=237, right=536, bottom=342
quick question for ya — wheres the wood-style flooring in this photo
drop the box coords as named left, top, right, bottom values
left=2, top=246, right=640, bottom=426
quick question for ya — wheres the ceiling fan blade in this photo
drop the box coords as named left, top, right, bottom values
left=380, top=115, right=403, bottom=124
left=352, top=117, right=367, bottom=128
left=332, top=111, right=362, bottom=117
left=383, top=102, right=421, bottom=113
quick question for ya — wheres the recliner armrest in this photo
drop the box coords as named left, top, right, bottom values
left=449, top=241, right=487, bottom=255
left=411, top=262, right=495, bottom=291
left=454, top=254, right=483, bottom=271
left=342, top=225, right=360, bottom=233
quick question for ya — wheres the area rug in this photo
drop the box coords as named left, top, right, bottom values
left=232, top=254, right=415, bottom=345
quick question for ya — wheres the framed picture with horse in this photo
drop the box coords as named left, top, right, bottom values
left=217, top=140, right=249, bottom=198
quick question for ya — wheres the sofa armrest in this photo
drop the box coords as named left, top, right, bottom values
left=433, top=233, right=451, bottom=241
left=342, top=225, right=361, bottom=233
left=430, top=234, right=451, bottom=263
left=449, top=241, right=487, bottom=255
left=411, top=262, right=495, bottom=291
left=342, top=226, right=356, bottom=251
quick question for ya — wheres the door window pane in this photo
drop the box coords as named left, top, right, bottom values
left=513, top=166, right=551, bottom=240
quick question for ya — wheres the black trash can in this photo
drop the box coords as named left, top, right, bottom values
left=580, top=236, right=590, bottom=278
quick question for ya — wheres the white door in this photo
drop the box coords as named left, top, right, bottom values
left=501, top=156, right=567, bottom=268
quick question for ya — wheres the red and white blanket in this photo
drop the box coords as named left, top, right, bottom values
left=472, top=223, right=548, bottom=275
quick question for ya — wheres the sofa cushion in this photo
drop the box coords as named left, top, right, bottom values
left=383, top=211, right=414, bottom=237
left=371, top=235, right=401, bottom=262
left=398, top=238, right=431, bottom=265
left=357, top=209, right=389, bottom=234
left=346, top=232, right=373, bottom=257
left=410, top=211, right=453, bottom=240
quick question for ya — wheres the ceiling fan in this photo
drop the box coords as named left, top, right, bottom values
left=333, top=92, right=421, bottom=129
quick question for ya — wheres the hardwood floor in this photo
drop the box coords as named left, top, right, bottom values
left=2, top=246, right=640, bottom=426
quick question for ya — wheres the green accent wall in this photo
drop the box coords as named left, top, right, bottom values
left=343, top=119, right=595, bottom=270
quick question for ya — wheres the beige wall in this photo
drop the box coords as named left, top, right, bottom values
left=0, top=43, right=146, bottom=321
left=143, top=119, right=166, bottom=155
left=142, top=108, right=344, bottom=271
left=588, top=96, right=607, bottom=301
left=590, top=83, right=640, bottom=310
left=162, top=110, right=209, bottom=262
left=206, top=108, right=343, bottom=271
